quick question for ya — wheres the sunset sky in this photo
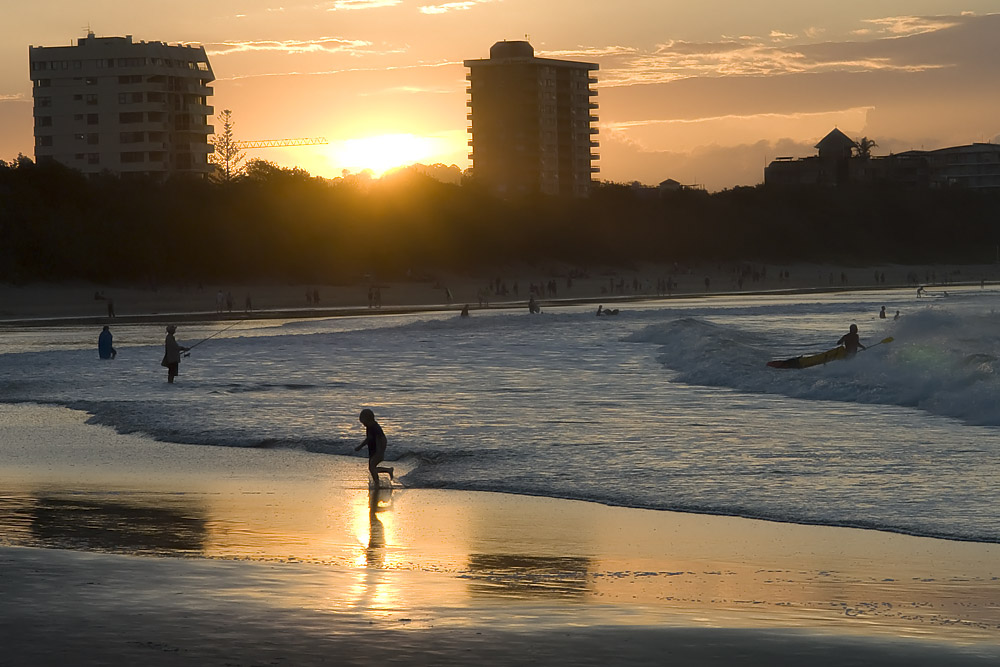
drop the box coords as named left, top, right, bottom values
left=2, top=1, right=998, bottom=190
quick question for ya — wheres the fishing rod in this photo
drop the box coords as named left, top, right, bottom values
left=182, top=318, right=248, bottom=356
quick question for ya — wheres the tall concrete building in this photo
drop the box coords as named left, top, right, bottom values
left=464, top=41, right=599, bottom=197
left=28, top=32, right=214, bottom=178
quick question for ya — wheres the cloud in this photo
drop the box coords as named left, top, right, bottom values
left=419, top=0, right=493, bottom=14
left=861, top=15, right=961, bottom=37
left=593, top=13, right=991, bottom=88
left=206, top=37, right=378, bottom=57
left=326, top=0, right=401, bottom=10
left=0, top=93, right=27, bottom=102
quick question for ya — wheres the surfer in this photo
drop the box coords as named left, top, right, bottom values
left=161, top=325, right=190, bottom=383
left=837, top=324, right=867, bottom=356
left=354, top=408, right=394, bottom=485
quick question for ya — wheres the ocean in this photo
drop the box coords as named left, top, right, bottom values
left=2, top=285, right=998, bottom=543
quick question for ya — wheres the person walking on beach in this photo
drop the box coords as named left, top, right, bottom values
left=354, top=408, right=394, bottom=486
left=98, top=325, right=117, bottom=360
left=879, top=306, right=887, bottom=319
left=837, top=324, right=867, bottom=357
left=161, top=325, right=190, bottom=383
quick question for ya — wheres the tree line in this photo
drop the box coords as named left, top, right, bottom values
left=2, top=155, right=999, bottom=285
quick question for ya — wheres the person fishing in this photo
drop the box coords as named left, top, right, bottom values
left=354, top=408, right=394, bottom=486
left=837, top=323, right=867, bottom=357
left=161, top=325, right=190, bottom=383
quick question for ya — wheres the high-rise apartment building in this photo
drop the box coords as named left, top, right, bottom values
left=28, top=32, right=215, bottom=178
left=464, top=41, right=599, bottom=197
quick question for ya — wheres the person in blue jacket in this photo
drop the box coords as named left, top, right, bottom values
left=98, top=325, right=117, bottom=360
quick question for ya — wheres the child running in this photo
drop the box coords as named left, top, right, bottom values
left=354, top=408, right=394, bottom=485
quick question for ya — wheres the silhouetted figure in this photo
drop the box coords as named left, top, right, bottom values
left=837, top=324, right=867, bottom=356
left=98, top=325, right=116, bottom=360
left=528, top=295, right=540, bottom=314
left=460, top=304, right=470, bottom=317
left=879, top=306, right=886, bottom=319
left=354, top=408, right=394, bottom=486
left=245, top=294, right=253, bottom=312
left=894, top=310, right=900, bottom=321
left=106, top=299, right=115, bottom=319
left=161, top=325, right=189, bottom=383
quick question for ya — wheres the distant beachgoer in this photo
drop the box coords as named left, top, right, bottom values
left=917, top=286, right=925, bottom=297
left=879, top=306, right=886, bottom=319
left=244, top=294, right=253, bottom=312
left=98, top=325, right=116, bottom=360
left=460, top=304, right=470, bottom=317
left=354, top=408, right=393, bottom=486
left=528, top=295, right=540, bottom=314
left=837, top=324, right=867, bottom=356
left=106, top=299, right=115, bottom=319
left=894, top=310, right=900, bottom=320
left=596, top=305, right=604, bottom=316
left=161, top=325, right=190, bottom=383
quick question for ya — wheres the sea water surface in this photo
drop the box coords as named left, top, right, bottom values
left=2, top=286, right=999, bottom=543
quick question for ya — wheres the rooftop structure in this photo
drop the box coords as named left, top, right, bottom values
left=464, top=41, right=599, bottom=197
left=28, top=32, right=215, bottom=178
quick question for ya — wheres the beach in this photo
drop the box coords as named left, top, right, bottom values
left=1, top=403, right=998, bottom=666
left=1, top=261, right=996, bottom=324
left=2, top=268, right=1000, bottom=665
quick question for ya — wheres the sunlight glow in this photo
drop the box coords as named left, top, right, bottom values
left=328, top=133, right=440, bottom=176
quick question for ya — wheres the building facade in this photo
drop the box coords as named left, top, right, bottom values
left=765, top=128, right=1000, bottom=190
left=464, top=41, right=599, bottom=197
left=29, top=32, right=214, bottom=178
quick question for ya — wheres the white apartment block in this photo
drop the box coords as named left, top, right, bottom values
left=29, top=32, right=214, bottom=178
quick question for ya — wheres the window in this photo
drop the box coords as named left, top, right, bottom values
left=36, top=136, right=53, bottom=147
left=35, top=116, right=52, bottom=127
left=74, top=133, right=85, bottom=141
left=85, top=77, right=98, bottom=85
left=120, top=131, right=144, bottom=144
left=37, top=97, right=51, bottom=107
left=85, top=94, right=98, bottom=106
left=120, top=151, right=145, bottom=163
left=87, top=114, right=99, bottom=125
left=119, top=112, right=143, bottom=123
left=35, top=79, right=51, bottom=87
left=88, top=153, right=100, bottom=164
left=73, top=94, right=83, bottom=101
left=87, top=133, right=99, bottom=145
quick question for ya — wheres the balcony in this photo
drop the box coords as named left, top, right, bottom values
left=589, top=115, right=599, bottom=122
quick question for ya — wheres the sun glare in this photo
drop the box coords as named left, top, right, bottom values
left=329, top=133, right=439, bottom=177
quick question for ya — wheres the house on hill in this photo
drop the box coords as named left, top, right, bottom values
left=765, top=128, right=1000, bottom=189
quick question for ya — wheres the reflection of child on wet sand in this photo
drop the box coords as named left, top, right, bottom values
left=354, top=408, right=394, bottom=485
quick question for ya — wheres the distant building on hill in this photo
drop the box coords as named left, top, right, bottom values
left=464, top=41, right=600, bottom=197
left=765, top=128, right=1000, bottom=189
left=28, top=32, right=215, bottom=178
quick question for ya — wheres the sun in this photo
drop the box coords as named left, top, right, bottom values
left=328, top=133, right=439, bottom=177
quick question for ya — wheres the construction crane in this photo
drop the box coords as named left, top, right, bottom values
left=233, top=138, right=328, bottom=149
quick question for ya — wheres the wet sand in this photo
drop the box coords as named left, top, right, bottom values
left=0, top=403, right=998, bottom=665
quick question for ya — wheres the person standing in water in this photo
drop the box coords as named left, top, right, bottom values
left=354, top=408, right=394, bottom=485
left=161, top=325, right=189, bottom=383
left=837, top=323, right=867, bottom=356
left=98, top=325, right=117, bottom=360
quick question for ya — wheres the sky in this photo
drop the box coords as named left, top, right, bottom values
left=2, top=1, right=999, bottom=191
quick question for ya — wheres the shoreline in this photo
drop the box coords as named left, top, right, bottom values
left=2, top=260, right=996, bottom=326
left=1, top=403, right=998, bottom=663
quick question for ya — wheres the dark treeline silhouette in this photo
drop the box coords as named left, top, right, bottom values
left=2, top=155, right=999, bottom=284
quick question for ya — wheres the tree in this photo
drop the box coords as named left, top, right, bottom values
left=853, top=136, right=878, bottom=160
left=209, top=109, right=245, bottom=182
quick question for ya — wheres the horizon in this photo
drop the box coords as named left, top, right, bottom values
left=2, top=2, right=998, bottom=191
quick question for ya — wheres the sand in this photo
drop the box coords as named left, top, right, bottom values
left=2, top=261, right=997, bottom=324
left=1, top=403, right=998, bottom=666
